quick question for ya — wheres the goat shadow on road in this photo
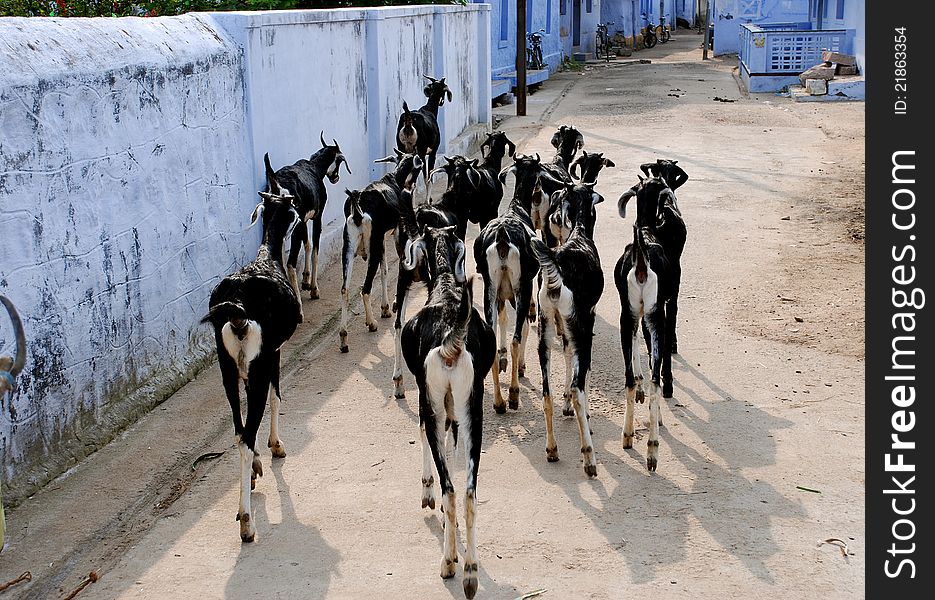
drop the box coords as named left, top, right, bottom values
left=501, top=310, right=804, bottom=586
left=223, top=463, right=342, bottom=600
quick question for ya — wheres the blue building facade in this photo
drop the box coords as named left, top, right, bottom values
left=602, top=0, right=682, bottom=45
left=479, top=1, right=603, bottom=100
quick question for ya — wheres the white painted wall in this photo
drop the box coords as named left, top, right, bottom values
left=0, top=6, right=490, bottom=501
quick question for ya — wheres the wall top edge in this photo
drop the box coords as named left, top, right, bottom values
left=209, top=5, right=488, bottom=24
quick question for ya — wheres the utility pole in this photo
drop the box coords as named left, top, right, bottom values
left=516, top=0, right=527, bottom=116
left=701, top=0, right=711, bottom=60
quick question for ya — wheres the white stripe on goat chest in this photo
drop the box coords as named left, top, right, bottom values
left=627, top=266, right=659, bottom=316
left=221, top=320, right=263, bottom=380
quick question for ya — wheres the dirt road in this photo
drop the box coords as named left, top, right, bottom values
left=1, top=33, right=865, bottom=599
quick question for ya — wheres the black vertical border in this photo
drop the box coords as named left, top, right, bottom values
left=866, top=1, right=934, bottom=596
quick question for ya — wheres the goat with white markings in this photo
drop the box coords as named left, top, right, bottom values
left=263, top=134, right=350, bottom=318
left=529, top=183, right=605, bottom=477
left=396, top=75, right=453, bottom=182
left=569, top=150, right=615, bottom=185
left=392, top=158, right=476, bottom=398
left=473, top=197, right=539, bottom=413
left=620, top=160, right=688, bottom=373
left=202, top=191, right=302, bottom=541
left=614, top=176, right=674, bottom=471
left=339, top=149, right=423, bottom=353
left=466, top=131, right=516, bottom=231
left=401, top=226, right=495, bottom=600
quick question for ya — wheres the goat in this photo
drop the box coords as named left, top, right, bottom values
left=339, top=149, right=423, bottom=353
left=473, top=197, right=539, bottom=413
left=619, top=162, right=688, bottom=367
left=400, top=226, right=495, bottom=599
left=614, top=177, right=675, bottom=471
left=544, top=178, right=606, bottom=248
left=396, top=75, right=453, bottom=181
left=390, top=182, right=465, bottom=399
left=549, top=124, right=585, bottom=170
left=263, top=133, right=351, bottom=317
left=467, top=131, right=516, bottom=231
left=498, top=153, right=554, bottom=234
left=529, top=183, right=604, bottom=477
left=201, top=192, right=302, bottom=542
left=0, top=295, right=26, bottom=397
left=569, top=150, right=615, bottom=184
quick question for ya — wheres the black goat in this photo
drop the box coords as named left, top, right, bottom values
left=570, top=150, right=615, bottom=184
left=339, top=149, right=423, bottom=353
left=545, top=181, right=605, bottom=247
left=263, top=133, right=351, bottom=318
left=0, top=295, right=26, bottom=398
left=614, top=177, right=675, bottom=471
left=396, top=75, right=453, bottom=180
left=401, top=226, right=495, bottom=600
left=549, top=124, right=585, bottom=170
left=467, top=131, right=516, bottom=230
left=529, top=183, right=604, bottom=477
left=473, top=197, right=539, bottom=413
left=202, top=192, right=302, bottom=542
left=619, top=161, right=688, bottom=363
left=499, top=153, right=554, bottom=234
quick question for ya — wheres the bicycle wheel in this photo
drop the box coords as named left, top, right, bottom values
left=660, top=27, right=671, bottom=43
left=595, top=33, right=604, bottom=58
left=644, top=30, right=657, bottom=48
left=535, top=46, right=544, bottom=70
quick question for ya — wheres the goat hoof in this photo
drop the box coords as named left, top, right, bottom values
left=518, top=366, right=525, bottom=378
left=508, top=387, right=520, bottom=409
left=647, top=456, right=657, bottom=472
left=562, top=407, right=575, bottom=417
left=269, top=440, right=286, bottom=459
left=463, top=564, right=479, bottom=599
left=440, top=559, right=456, bottom=579
left=622, top=435, right=634, bottom=449
left=584, top=463, right=598, bottom=478
left=493, top=402, right=507, bottom=415
left=422, top=496, right=436, bottom=510
left=662, top=384, right=673, bottom=399
left=367, top=322, right=378, bottom=332
left=498, top=356, right=508, bottom=373
left=636, top=388, right=646, bottom=404
left=381, top=305, right=392, bottom=319
left=308, top=288, right=320, bottom=300
left=546, top=447, right=559, bottom=462
left=340, top=345, right=349, bottom=353
left=301, top=281, right=313, bottom=291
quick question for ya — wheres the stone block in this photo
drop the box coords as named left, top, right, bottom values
left=836, top=64, right=858, bottom=75
left=805, top=78, right=828, bottom=95
left=822, top=50, right=857, bottom=66
left=799, top=64, right=835, bottom=85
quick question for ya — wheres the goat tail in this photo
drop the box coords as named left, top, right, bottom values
left=529, top=238, right=563, bottom=297
left=202, top=301, right=248, bottom=330
left=633, top=226, right=649, bottom=284
left=439, top=276, right=474, bottom=363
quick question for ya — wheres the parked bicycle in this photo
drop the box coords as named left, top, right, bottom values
left=658, top=15, right=671, bottom=44
left=526, top=28, right=546, bottom=70
left=595, top=21, right=614, bottom=60
left=641, top=13, right=670, bottom=48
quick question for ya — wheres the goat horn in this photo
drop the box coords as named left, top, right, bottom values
left=423, top=74, right=437, bottom=82
left=320, top=131, right=327, bottom=148
left=570, top=155, right=585, bottom=180
left=264, top=153, right=281, bottom=194
left=498, top=164, right=516, bottom=184
left=0, top=295, right=26, bottom=378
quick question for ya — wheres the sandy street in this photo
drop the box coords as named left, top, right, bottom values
left=1, top=33, right=864, bottom=600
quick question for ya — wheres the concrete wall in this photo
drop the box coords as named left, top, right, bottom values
left=0, top=6, right=490, bottom=503
left=0, top=14, right=254, bottom=497
left=843, top=0, right=864, bottom=74
left=713, top=0, right=810, bottom=55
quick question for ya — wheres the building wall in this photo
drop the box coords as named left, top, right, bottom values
left=0, top=6, right=490, bottom=502
left=483, top=0, right=563, bottom=78
left=713, top=0, right=811, bottom=55
left=842, top=0, right=864, bottom=74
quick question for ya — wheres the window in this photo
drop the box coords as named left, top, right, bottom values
left=836, top=0, right=845, bottom=19
left=560, top=0, right=566, bottom=16
left=547, top=0, right=553, bottom=33
left=500, top=0, right=508, bottom=42
left=587, top=0, right=593, bottom=13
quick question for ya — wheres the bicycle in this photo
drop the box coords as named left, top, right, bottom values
left=641, top=14, right=657, bottom=48
left=595, top=21, right=614, bottom=60
left=526, top=28, right=546, bottom=70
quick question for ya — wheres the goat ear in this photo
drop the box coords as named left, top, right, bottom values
left=550, top=131, right=561, bottom=148
left=454, top=240, right=466, bottom=284
left=320, top=131, right=327, bottom=148
left=446, top=89, right=452, bottom=103
left=506, top=139, right=516, bottom=157
left=591, top=192, right=605, bottom=205
left=603, top=158, right=616, bottom=168
left=374, top=155, right=397, bottom=164
left=575, top=132, right=585, bottom=150
left=637, top=174, right=645, bottom=183
left=533, top=152, right=541, bottom=163
left=570, top=155, right=584, bottom=180
left=264, top=153, right=281, bottom=195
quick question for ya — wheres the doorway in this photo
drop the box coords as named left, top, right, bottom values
left=573, top=0, right=582, bottom=46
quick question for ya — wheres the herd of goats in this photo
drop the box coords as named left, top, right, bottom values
left=202, top=75, right=690, bottom=598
